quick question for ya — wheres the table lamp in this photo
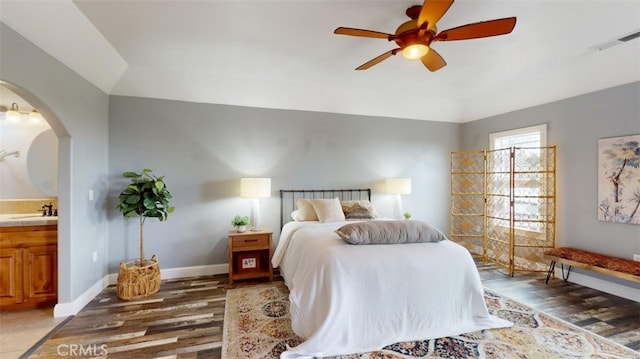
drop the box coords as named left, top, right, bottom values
left=385, top=178, right=411, bottom=220
left=240, top=178, right=271, bottom=231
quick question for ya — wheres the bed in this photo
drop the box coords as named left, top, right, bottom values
left=273, top=189, right=511, bottom=358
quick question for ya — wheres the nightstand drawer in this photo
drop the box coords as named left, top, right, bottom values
left=232, top=236, right=269, bottom=248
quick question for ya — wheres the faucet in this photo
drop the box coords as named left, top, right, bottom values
left=42, top=202, right=53, bottom=216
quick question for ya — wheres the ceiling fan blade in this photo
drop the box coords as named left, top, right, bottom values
left=417, top=0, right=454, bottom=30
left=421, top=48, right=447, bottom=71
left=334, top=27, right=393, bottom=39
left=356, top=49, right=400, bottom=70
left=434, top=17, right=517, bottom=41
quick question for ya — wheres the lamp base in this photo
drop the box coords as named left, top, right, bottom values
left=393, top=194, right=404, bottom=220
left=249, top=198, right=262, bottom=232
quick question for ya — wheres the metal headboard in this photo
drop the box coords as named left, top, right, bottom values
left=280, top=188, right=372, bottom=228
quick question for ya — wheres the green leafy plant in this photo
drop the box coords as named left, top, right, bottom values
left=403, top=211, right=412, bottom=219
left=231, top=215, right=251, bottom=226
left=118, top=168, right=175, bottom=265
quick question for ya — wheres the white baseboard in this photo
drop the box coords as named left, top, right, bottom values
left=54, top=263, right=230, bottom=318
left=555, top=270, right=640, bottom=302
left=54, top=275, right=110, bottom=318
left=106, top=263, right=229, bottom=285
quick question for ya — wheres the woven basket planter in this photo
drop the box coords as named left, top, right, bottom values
left=117, top=254, right=161, bottom=301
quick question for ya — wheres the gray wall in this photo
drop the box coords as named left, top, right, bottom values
left=0, top=23, right=110, bottom=302
left=5, top=15, right=637, bottom=304
left=108, top=96, right=459, bottom=270
left=462, top=82, right=640, bottom=287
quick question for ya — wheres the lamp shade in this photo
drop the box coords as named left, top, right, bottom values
left=385, top=178, right=411, bottom=195
left=240, top=178, right=271, bottom=198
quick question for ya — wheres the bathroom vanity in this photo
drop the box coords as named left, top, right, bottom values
left=0, top=214, right=57, bottom=310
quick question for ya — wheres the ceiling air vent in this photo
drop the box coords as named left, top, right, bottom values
left=618, top=30, right=640, bottom=42
left=591, top=29, right=640, bottom=51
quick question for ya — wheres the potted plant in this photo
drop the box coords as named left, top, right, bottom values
left=232, top=215, right=251, bottom=233
left=116, top=168, right=175, bottom=300
left=403, top=211, right=412, bottom=219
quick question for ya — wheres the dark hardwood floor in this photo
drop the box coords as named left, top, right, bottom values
left=27, top=260, right=639, bottom=358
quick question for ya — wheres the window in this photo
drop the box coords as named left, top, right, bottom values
left=490, top=124, right=547, bottom=150
left=489, top=124, right=549, bottom=232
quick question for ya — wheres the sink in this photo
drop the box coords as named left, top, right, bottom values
left=0, top=213, right=58, bottom=227
left=10, top=214, right=53, bottom=219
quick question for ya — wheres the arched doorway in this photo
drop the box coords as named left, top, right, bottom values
left=0, top=80, right=72, bottom=311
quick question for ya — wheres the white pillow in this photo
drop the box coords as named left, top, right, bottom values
left=295, top=198, right=318, bottom=221
left=291, top=210, right=300, bottom=221
left=310, top=198, right=346, bottom=223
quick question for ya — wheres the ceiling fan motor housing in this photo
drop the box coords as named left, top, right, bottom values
left=394, top=19, right=436, bottom=49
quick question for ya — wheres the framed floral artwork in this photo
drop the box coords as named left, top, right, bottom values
left=237, top=253, right=260, bottom=274
left=598, top=134, right=640, bottom=224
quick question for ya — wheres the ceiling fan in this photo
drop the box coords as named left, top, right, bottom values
left=334, top=0, right=516, bottom=72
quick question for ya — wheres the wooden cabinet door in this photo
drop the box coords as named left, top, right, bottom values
left=0, top=248, right=23, bottom=306
left=23, top=245, right=57, bottom=304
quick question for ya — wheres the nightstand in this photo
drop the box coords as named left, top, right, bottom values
left=228, top=227, right=273, bottom=285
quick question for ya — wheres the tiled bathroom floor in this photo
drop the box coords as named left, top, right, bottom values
left=0, top=308, right=67, bottom=359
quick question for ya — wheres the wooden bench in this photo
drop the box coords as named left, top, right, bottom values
left=544, top=247, right=640, bottom=284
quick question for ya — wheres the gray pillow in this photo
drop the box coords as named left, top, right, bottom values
left=336, top=220, right=447, bottom=245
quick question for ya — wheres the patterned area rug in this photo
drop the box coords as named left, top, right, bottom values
left=223, top=281, right=640, bottom=359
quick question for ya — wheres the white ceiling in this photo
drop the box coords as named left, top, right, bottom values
left=1, top=0, right=639, bottom=123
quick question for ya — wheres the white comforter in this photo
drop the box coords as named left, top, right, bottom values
left=272, top=220, right=512, bottom=358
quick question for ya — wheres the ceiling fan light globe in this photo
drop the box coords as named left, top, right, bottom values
left=402, top=44, right=429, bottom=60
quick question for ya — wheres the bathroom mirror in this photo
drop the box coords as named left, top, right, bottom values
left=27, top=129, right=58, bottom=197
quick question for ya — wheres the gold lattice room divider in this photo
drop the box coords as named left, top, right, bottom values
left=450, top=151, right=486, bottom=256
left=451, top=146, right=556, bottom=276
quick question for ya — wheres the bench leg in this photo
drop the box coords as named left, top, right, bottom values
left=561, top=264, right=572, bottom=281
left=545, top=260, right=556, bottom=284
